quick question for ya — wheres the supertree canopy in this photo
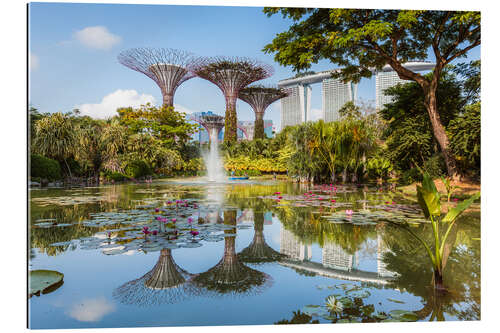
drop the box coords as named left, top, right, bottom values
left=112, top=248, right=202, bottom=306
left=238, top=86, right=288, bottom=140
left=238, top=211, right=285, bottom=263
left=191, top=210, right=272, bottom=296
left=117, top=48, right=199, bottom=107
left=193, top=57, right=274, bottom=143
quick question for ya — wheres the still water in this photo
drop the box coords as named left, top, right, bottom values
left=28, top=179, right=480, bottom=329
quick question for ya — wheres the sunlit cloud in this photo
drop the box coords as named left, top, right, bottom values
left=67, top=297, right=115, bottom=322
left=76, top=89, right=156, bottom=119
left=74, top=26, right=121, bottom=50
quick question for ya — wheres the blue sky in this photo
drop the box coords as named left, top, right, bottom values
left=29, top=2, right=481, bottom=130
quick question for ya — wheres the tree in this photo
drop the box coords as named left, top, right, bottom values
left=263, top=9, right=480, bottom=178
left=380, top=69, right=464, bottom=172
left=117, top=104, right=197, bottom=149
left=33, top=112, right=77, bottom=177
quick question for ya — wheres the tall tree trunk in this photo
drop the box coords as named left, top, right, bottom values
left=423, top=83, right=459, bottom=179
left=224, top=95, right=238, bottom=143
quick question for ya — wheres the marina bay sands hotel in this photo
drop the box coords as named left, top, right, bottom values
left=278, top=62, right=435, bottom=128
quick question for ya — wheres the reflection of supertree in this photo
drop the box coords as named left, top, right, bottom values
left=113, top=248, right=200, bottom=306
left=238, top=86, right=288, bottom=139
left=117, top=48, right=199, bottom=107
left=192, top=210, right=272, bottom=295
left=238, top=212, right=284, bottom=263
left=193, top=57, right=274, bottom=142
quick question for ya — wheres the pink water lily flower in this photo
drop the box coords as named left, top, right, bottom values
left=345, top=210, right=353, bottom=215
left=142, top=226, right=150, bottom=235
left=152, top=230, right=158, bottom=236
left=453, top=198, right=459, bottom=202
left=171, top=218, right=177, bottom=223
left=188, top=217, right=193, bottom=224
left=190, top=230, right=199, bottom=237
left=274, top=192, right=281, bottom=195
left=155, top=208, right=160, bottom=213
left=331, top=199, right=336, bottom=203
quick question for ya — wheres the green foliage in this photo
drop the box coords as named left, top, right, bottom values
left=366, top=156, right=392, bottom=180
left=117, top=104, right=197, bottom=149
left=263, top=9, right=480, bottom=82
left=100, top=170, right=130, bottom=182
left=448, top=103, right=480, bottom=177
left=124, top=160, right=152, bottom=179
left=30, top=154, right=62, bottom=181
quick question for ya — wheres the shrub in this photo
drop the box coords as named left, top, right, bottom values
left=124, top=160, right=152, bottom=179
left=30, top=154, right=62, bottom=181
left=101, top=170, right=130, bottom=182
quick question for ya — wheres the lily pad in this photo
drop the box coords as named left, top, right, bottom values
left=29, top=270, right=64, bottom=297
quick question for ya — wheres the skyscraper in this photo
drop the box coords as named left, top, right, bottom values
left=322, top=79, right=357, bottom=122
left=280, top=85, right=312, bottom=128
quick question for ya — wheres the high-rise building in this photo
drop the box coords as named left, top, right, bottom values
left=322, top=79, right=357, bottom=122
left=375, top=62, right=435, bottom=110
left=280, top=84, right=312, bottom=128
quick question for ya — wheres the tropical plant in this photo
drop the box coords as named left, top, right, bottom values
left=391, top=172, right=479, bottom=291
left=33, top=112, right=77, bottom=177
left=440, top=176, right=459, bottom=202
left=30, top=154, right=62, bottom=181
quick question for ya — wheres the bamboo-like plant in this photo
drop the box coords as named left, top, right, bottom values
left=397, top=173, right=479, bottom=292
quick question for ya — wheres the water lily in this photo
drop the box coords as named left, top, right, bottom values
left=453, top=198, right=459, bottom=202
left=154, top=208, right=159, bottom=213
left=171, top=218, right=177, bottom=223
left=151, top=230, right=158, bottom=236
left=187, top=217, right=193, bottom=224
left=274, top=192, right=281, bottom=195
left=345, top=210, right=353, bottom=215
left=278, top=196, right=283, bottom=199
left=142, top=226, right=150, bottom=235
left=325, top=295, right=344, bottom=314
left=331, top=199, right=336, bottom=203
left=190, top=230, right=199, bottom=237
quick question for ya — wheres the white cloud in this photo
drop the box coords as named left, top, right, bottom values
left=29, top=53, right=39, bottom=71
left=174, top=103, right=198, bottom=115
left=77, top=89, right=156, bottom=119
left=74, top=26, right=121, bottom=50
left=67, top=297, right=115, bottom=322
left=310, top=108, right=323, bottom=121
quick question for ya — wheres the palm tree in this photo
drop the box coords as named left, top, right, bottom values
left=33, top=112, right=76, bottom=178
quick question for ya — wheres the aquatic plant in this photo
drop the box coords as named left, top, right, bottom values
left=393, top=172, right=479, bottom=291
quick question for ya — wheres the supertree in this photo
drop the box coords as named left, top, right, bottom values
left=112, top=248, right=202, bottom=306
left=193, top=57, right=274, bottom=143
left=238, top=85, right=288, bottom=140
left=190, top=112, right=225, bottom=143
left=117, top=47, right=199, bottom=107
left=191, top=210, right=272, bottom=296
left=238, top=211, right=285, bottom=263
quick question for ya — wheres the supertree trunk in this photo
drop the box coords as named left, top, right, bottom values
left=162, top=92, right=174, bottom=108
left=238, top=212, right=283, bottom=263
left=145, top=249, right=186, bottom=289
left=254, top=110, right=265, bottom=140
left=224, top=95, right=238, bottom=142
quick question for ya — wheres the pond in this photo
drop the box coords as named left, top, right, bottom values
left=28, top=179, right=480, bottom=329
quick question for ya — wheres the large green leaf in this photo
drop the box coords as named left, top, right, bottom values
left=29, top=270, right=64, bottom=297
left=443, top=192, right=480, bottom=223
left=417, top=185, right=441, bottom=218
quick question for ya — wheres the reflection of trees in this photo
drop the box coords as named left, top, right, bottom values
left=381, top=214, right=480, bottom=321
left=192, top=210, right=272, bottom=295
left=238, top=211, right=284, bottom=263
left=113, top=248, right=201, bottom=306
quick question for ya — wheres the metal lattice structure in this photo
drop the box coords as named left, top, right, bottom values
left=112, top=248, right=203, bottom=306
left=189, top=112, right=225, bottom=142
left=238, top=212, right=285, bottom=263
left=239, top=85, right=288, bottom=139
left=117, top=48, right=200, bottom=107
left=192, top=57, right=274, bottom=143
left=191, top=211, right=272, bottom=296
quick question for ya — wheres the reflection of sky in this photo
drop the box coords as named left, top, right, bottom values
left=67, top=297, right=116, bottom=322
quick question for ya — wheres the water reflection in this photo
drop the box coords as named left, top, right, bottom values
left=113, top=248, right=200, bottom=306
left=29, top=182, right=480, bottom=326
left=192, top=210, right=272, bottom=296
